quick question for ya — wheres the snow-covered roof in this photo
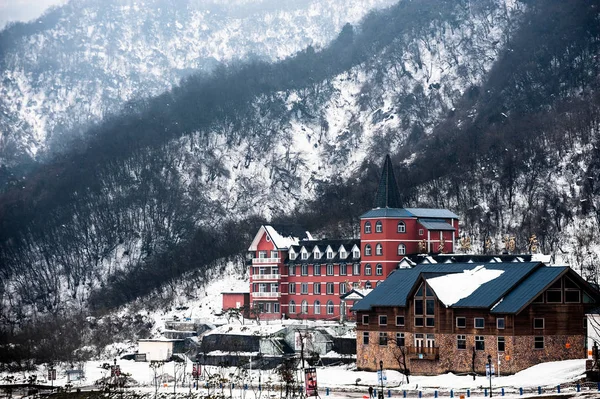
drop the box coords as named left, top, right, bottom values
left=248, top=225, right=311, bottom=251
left=426, top=266, right=504, bottom=306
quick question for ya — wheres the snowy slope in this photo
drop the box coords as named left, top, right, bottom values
left=0, top=0, right=397, bottom=164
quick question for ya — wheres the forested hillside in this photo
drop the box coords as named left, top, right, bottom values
left=0, top=0, right=396, bottom=167
left=2, top=0, right=600, bottom=365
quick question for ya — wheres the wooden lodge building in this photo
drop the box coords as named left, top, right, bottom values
left=353, top=260, right=600, bottom=374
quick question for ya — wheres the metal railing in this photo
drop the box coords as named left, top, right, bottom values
left=251, top=292, right=281, bottom=298
left=406, top=346, right=439, bottom=360
left=251, top=274, right=281, bottom=280
left=252, top=258, right=281, bottom=264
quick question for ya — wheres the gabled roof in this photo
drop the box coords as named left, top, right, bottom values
left=373, top=154, right=403, bottom=209
left=403, top=254, right=535, bottom=265
left=248, top=224, right=311, bottom=251
left=352, top=262, right=546, bottom=313
left=450, top=262, right=539, bottom=308
left=418, top=219, right=456, bottom=231
left=340, top=288, right=373, bottom=301
left=490, top=266, right=567, bottom=314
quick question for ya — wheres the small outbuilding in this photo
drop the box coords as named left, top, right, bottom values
left=137, top=338, right=185, bottom=361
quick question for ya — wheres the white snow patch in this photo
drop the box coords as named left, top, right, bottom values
left=427, top=266, right=504, bottom=306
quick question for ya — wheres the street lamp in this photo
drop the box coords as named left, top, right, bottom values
left=378, top=360, right=384, bottom=399
left=487, top=354, right=492, bottom=397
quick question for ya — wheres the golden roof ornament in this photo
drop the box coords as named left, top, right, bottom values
left=459, top=235, right=471, bottom=252
left=529, top=234, right=539, bottom=254
left=438, top=236, right=446, bottom=254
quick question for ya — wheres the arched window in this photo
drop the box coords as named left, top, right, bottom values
left=365, top=244, right=372, bottom=256
left=326, top=300, right=334, bottom=315
left=375, top=220, right=383, bottom=233
left=340, top=282, right=347, bottom=295
left=301, top=300, right=308, bottom=314
left=289, top=300, right=296, bottom=314
left=365, top=281, right=372, bottom=289
left=365, top=264, right=372, bottom=275
left=376, top=264, right=383, bottom=275
left=398, top=243, right=406, bottom=255
left=364, top=221, right=372, bottom=234
left=376, top=243, right=383, bottom=256
left=397, top=221, right=406, bottom=233
left=314, top=300, right=321, bottom=314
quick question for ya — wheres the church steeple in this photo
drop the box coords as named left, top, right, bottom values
left=373, top=154, right=403, bottom=209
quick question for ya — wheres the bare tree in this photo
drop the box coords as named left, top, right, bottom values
left=389, top=336, right=410, bottom=384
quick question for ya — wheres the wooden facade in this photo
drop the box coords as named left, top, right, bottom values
left=355, top=265, right=598, bottom=375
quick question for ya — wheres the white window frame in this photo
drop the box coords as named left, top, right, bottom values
left=397, top=243, right=406, bottom=255
left=398, top=221, right=406, bottom=233
left=497, top=318, right=505, bottom=329
left=474, top=318, right=485, bottom=329
left=326, top=301, right=334, bottom=315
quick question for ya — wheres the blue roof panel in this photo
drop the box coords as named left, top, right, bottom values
left=491, top=266, right=566, bottom=314
left=360, top=208, right=414, bottom=219
left=352, top=262, right=546, bottom=313
left=360, top=208, right=459, bottom=219
left=418, top=219, right=456, bottom=231
left=406, top=208, right=459, bottom=219
left=451, top=262, right=540, bottom=308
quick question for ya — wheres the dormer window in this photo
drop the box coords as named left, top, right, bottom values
left=327, top=251, right=333, bottom=259
left=314, top=250, right=321, bottom=259
left=364, top=221, right=372, bottom=234
left=353, top=249, right=360, bottom=258
left=375, top=220, right=383, bottom=233
left=301, top=252, right=308, bottom=260
left=290, top=252, right=297, bottom=260
left=340, top=250, right=347, bottom=259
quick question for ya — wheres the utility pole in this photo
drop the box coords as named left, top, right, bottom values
left=378, top=361, right=384, bottom=399
left=487, top=354, right=493, bottom=397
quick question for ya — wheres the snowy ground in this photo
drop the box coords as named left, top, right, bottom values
left=2, top=358, right=593, bottom=398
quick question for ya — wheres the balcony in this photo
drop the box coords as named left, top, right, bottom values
left=252, top=274, right=281, bottom=281
left=252, top=258, right=281, bottom=264
left=251, top=292, right=281, bottom=299
left=406, top=346, right=439, bottom=361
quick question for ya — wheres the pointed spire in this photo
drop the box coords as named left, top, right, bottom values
left=373, top=154, right=403, bottom=209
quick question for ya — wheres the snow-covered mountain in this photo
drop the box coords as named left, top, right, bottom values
left=0, top=0, right=397, bottom=165
left=0, top=0, right=523, bottom=321
left=2, top=0, right=600, bottom=365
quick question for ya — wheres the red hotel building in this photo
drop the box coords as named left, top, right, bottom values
left=246, top=155, right=459, bottom=321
